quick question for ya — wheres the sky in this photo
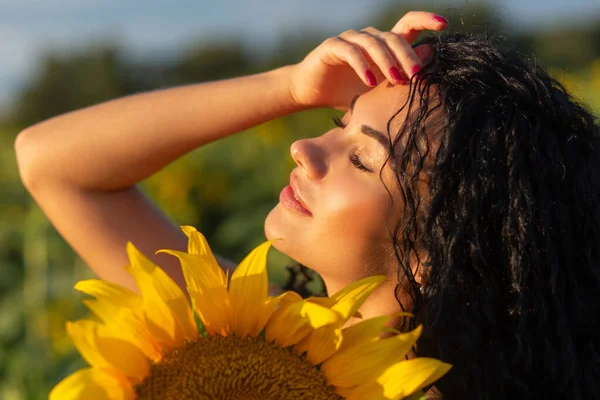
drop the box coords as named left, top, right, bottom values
left=1, top=0, right=600, bottom=112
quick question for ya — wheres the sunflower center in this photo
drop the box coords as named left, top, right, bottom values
left=134, top=334, right=342, bottom=400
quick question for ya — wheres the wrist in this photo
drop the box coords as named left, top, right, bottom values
left=262, top=65, right=311, bottom=114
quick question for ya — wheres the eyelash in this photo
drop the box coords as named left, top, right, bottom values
left=350, top=152, right=369, bottom=172
left=332, top=115, right=346, bottom=129
left=332, top=116, right=370, bottom=172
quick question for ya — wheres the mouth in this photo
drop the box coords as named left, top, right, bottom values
left=279, top=175, right=312, bottom=216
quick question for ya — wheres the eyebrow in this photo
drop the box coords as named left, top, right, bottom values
left=349, top=95, right=360, bottom=113
left=361, top=125, right=389, bottom=148
left=349, top=95, right=390, bottom=148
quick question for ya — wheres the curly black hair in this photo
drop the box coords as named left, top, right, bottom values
left=386, top=33, right=600, bottom=399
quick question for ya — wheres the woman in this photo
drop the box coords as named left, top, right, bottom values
left=15, top=11, right=600, bottom=399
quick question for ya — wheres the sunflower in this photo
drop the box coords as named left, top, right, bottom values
left=50, top=226, right=450, bottom=400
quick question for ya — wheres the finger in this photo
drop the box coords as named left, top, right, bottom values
left=339, top=29, right=405, bottom=84
left=358, top=27, right=424, bottom=80
left=323, top=36, right=378, bottom=87
left=361, top=26, right=408, bottom=81
left=374, top=31, right=425, bottom=79
left=391, top=11, right=448, bottom=43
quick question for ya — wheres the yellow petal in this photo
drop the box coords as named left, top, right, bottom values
left=66, top=321, right=106, bottom=369
left=188, top=288, right=231, bottom=336
left=49, top=368, right=134, bottom=400
left=327, top=275, right=387, bottom=320
left=334, top=384, right=357, bottom=399
left=322, top=325, right=423, bottom=388
left=126, top=243, right=196, bottom=349
left=83, top=299, right=162, bottom=361
left=252, top=296, right=279, bottom=336
left=180, top=226, right=219, bottom=261
left=67, top=320, right=150, bottom=381
left=258, top=291, right=302, bottom=343
left=158, top=250, right=226, bottom=292
left=76, top=279, right=160, bottom=358
left=159, top=249, right=232, bottom=335
left=329, top=275, right=385, bottom=302
left=164, top=226, right=226, bottom=286
left=266, top=301, right=341, bottom=348
left=295, top=326, right=343, bottom=365
left=228, top=241, right=272, bottom=337
left=74, top=280, right=143, bottom=313
left=278, top=290, right=303, bottom=306
left=340, top=312, right=413, bottom=352
left=305, top=295, right=366, bottom=319
left=345, top=358, right=452, bottom=400
left=181, top=226, right=227, bottom=284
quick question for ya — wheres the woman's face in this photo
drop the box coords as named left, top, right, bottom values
left=265, top=82, right=415, bottom=286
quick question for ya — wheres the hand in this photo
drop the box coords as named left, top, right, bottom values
left=287, top=11, right=448, bottom=110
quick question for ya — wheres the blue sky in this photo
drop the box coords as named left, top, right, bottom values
left=1, top=0, right=599, bottom=112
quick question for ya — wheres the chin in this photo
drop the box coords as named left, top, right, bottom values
left=264, top=205, right=307, bottom=265
left=264, top=205, right=289, bottom=251
left=264, top=205, right=280, bottom=240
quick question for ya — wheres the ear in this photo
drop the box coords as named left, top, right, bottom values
left=412, top=251, right=430, bottom=287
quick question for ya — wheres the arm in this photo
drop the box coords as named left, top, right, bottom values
left=15, top=66, right=303, bottom=293
left=14, top=11, right=445, bottom=294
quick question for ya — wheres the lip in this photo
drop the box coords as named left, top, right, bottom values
left=279, top=174, right=312, bottom=216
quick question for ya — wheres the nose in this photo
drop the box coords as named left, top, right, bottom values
left=290, top=138, right=327, bottom=179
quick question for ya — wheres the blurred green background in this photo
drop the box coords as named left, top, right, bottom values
left=1, top=1, right=600, bottom=398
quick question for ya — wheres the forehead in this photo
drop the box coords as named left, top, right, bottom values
left=354, top=81, right=443, bottom=172
left=352, top=82, right=416, bottom=141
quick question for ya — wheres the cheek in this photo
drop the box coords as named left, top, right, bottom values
left=317, top=178, right=391, bottom=242
left=305, top=183, right=397, bottom=279
left=264, top=172, right=400, bottom=278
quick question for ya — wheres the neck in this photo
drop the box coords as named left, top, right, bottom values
left=323, top=277, right=404, bottom=328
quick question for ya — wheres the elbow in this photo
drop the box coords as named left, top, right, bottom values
left=15, top=126, right=45, bottom=194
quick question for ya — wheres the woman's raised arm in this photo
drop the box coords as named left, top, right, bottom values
left=14, top=11, right=446, bottom=294
left=14, top=66, right=303, bottom=293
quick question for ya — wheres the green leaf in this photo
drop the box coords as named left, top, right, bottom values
left=404, top=390, right=428, bottom=400
left=192, top=304, right=207, bottom=337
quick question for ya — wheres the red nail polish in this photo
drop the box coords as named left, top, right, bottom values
left=412, top=65, right=422, bottom=75
left=390, top=66, right=403, bottom=82
left=433, top=15, right=448, bottom=24
left=366, top=70, right=377, bottom=86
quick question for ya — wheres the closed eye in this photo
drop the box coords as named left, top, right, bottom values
left=350, top=152, right=371, bottom=172
left=333, top=115, right=372, bottom=172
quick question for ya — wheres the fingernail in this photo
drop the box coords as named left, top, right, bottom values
left=390, top=66, right=404, bottom=82
left=412, top=65, right=422, bottom=76
left=366, top=70, right=377, bottom=86
left=433, top=15, right=449, bottom=24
